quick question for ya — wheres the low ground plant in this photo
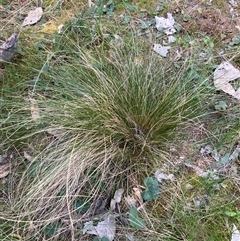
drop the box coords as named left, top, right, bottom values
left=0, top=32, right=211, bottom=240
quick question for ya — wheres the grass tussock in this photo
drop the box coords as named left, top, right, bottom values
left=0, top=37, right=211, bottom=240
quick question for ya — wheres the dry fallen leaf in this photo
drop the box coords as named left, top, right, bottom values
left=110, top=188, right=124, bottom=210
left=153, top=44, right=171, bottom=57
left=168, top=35, right=176, bottom=43
left=229, top=145, right=240, bottom=161
left=232, top=225, right=240, bottom=241
left=22, top=7, right=43, bottom=27
left=85, top=213, right=116, bottom=241
left=155, top=13, right=176, bottom=35
left=0, top=164, right=10, bottom=179
left=155, top=169, right=175, bottom=183
left=126, top=233, right=135, bottom=241
left=113, top=188, right=124, bottom=203
left=213, top=61, right=240, bottom=100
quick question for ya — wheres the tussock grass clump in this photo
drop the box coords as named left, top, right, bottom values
left=1, top=39, right=210, bottom=239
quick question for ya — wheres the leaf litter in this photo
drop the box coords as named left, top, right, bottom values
left=184, top=141, right=240, bottom=180
left=231, top=225, right=240, bottom=241
left=83, top=188, right=124, bottom=240
left=110, top=188, right=124, bottom=210
left=83, top=213, right=116, bottom=241
left=153, top=13, right=177, bottom=57
left=22, top=7, right=43, bottom=27
left=213, top=61, right=240, bottom=100
left=155, top=13, right=176, bottom=35
left=153, top=44, right=171, bottom=57
left=155, top=169, right=175, bottom=183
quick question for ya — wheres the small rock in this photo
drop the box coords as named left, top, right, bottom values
left=0, top=33, right=18, bottom=62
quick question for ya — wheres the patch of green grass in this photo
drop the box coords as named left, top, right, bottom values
left=0, top=28, right=212, bottom=239
left=142, top=174, right=240, bottom=241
